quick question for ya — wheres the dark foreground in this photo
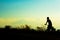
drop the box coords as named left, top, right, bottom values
left=0, top=26, right=60, bottom=40
left=0, top=28, right=60, bottom=39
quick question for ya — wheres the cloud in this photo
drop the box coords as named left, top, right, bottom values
left=0, top=17, right=37, bottom=24
left=23, top=18, right=37, bottom=22
left=0, top=18, right=21, bottom=25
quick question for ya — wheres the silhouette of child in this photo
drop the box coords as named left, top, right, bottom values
left=45, top=17, right=53, bottom=31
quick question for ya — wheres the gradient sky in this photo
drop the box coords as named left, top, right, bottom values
left=0, top=0, right=60, bottom=29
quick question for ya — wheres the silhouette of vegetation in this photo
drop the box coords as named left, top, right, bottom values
left=36, top=26, right=45, bottom=31
left=4, top=25, right=11, bottom=31
left=25, top=25, right=30, bottom=30
left=0, top=24, right=59, bottom=32
left=5, top=25, right=11, bottom=29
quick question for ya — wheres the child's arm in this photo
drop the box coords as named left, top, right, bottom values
left=45, top=21, right=47, bottom=25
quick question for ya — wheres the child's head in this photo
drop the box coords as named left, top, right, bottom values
left=47, top=17, right=49, bottom=20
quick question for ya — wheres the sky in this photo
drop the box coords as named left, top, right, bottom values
left=0, top=0, right=60, bottom=29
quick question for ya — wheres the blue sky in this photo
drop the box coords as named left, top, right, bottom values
left=0, top=0, right=59, bottom=18
left=0, top=0, right=60, bottom=29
